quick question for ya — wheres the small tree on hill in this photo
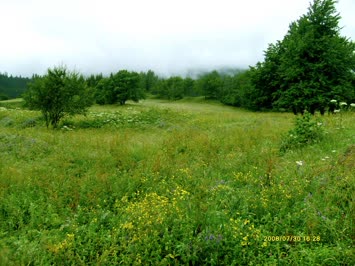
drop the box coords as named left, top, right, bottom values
left=113, top=70, right=144, bottom=105
left=24, top=66, right=94, bottom=128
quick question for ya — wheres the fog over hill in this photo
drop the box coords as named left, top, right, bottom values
left=1, top=0, right=354, bottom=77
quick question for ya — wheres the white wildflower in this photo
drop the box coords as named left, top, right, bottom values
left=339, top=102, right=347, bottom=106
left=61, top=125, right=73, bottom=131
left=296, top=161, right=303, bottom=166
left=350, top=103, right=355, bottom=108
left=334, top=109, right=340, bottom=113
left=330, top=99, right=337, bottom=103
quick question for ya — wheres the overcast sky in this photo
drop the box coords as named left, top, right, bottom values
left=1, top=0, right=354, bottom=77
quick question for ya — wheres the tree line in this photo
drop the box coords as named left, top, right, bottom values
left=20, top=66, right=250, bottom=128
left=0, top=73, right=31, bottom=100
left=86, top=68, right=249, bottom=103
left=6, top=0, right=355, bottom=128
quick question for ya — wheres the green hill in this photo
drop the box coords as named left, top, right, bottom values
left=0, top=99, right=354, bottom=265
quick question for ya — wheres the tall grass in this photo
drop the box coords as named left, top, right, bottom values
left=0, top=99, right=354, bottom=265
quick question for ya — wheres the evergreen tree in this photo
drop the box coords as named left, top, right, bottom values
left=250, top=0, right=355, bottom=114
left=0, top=72, right=31, bottom=99
left=86, top=73, right=103, bottom=88
left=140, top=70, right=158, bottom=92
left=182, top=77, right=196, bottom=97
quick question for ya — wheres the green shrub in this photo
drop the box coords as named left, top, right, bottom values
left=23, top=66, right=94, bottom=128
left=280, top=111, right=324, bottom=153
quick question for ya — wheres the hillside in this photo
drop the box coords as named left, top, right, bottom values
left=0, top=99, right=354, bottom=265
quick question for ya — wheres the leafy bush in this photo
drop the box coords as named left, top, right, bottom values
left=280, top=111, right=324, bottom=153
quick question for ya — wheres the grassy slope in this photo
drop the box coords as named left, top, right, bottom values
left=0, top=99, right=354, bottom=265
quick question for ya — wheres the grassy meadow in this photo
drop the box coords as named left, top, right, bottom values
left=0, top=98, right=354, bottom=265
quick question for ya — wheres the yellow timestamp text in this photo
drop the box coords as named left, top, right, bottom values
left=264, top=236, right=321, bottom=242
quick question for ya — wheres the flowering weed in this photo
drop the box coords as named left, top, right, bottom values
left=280, top=111, right=325, bottom=153
left=0, top=99, right=354, bottom=265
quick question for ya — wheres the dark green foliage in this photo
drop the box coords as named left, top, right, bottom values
left=94, top=77, right=111, bottom=105
left=154, top=76, right=185, bottom=100
left=247, top=42, right=283, bottom=111
left=95, top=70, right=145, bottom=105
left=147, top=69, right=252, bottom=102
left=165, top=76, right=185, bottom=100
left=139, top=70, right=159, bottom=92
left=182, top=77, right=196, bottom=97
left=86, top=74, right=104, bottom=104
left=0, top=73, right=31, bottom=99
left=195, top=70, right=223, bottom=99
left=249, top=0, right=355, bottom=114
left=86, top=73, right=103, bottom=88
left=280, top=111, right=325, bottom=153
left=152, top=76, right=200, bottom=100
left=151, top=78, right=166, bottom=98
left=0, top=93, right=9, bottom=100
left=115, top=70, right=144, bottom=105
left=23, top=66, right=94, bottom=128
left=220, top=70, right=254, bottom=107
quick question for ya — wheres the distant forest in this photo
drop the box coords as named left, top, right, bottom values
left=0, top=67, right=243, bottom=101
left=0, top=73, right=31, bottom=100
left=3, top=60, right=355, bottom=115
left=2, top=0, right=355, bottom=115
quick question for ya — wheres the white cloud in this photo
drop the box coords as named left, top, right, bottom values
left=0, top=0, right=354, bottom=76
